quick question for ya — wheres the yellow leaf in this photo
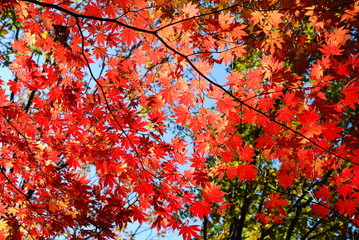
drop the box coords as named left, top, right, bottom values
left=6, top=207, right=18, bottom=216
left=0, top=219, right=9, bottom=231
left=41, top=31, right=49, bottom=40
left=65, top=210, right=79, bottom=219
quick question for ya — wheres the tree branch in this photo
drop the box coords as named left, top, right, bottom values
left=22, top=0, right=357, bottom=168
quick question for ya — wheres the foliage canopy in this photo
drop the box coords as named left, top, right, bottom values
left=0, top=0, right=358, bottom=239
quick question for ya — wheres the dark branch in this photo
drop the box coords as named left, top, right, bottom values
left=24, top=90, right=35, bottom=113
left=22, top=0, right=357, bottom=167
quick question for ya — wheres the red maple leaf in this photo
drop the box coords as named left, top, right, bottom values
left=217, top=50, right=233, bottom=65
left=173, top=105, right=191, bottom=126
left=179, top=91, right=196, bottom=106
left=179, top=224, right=200, bottom=240
left=343, top=82, right=359, bottom=108
left=311, top=204, right=330, bottom=218
left=315, top=186, right=331, bottom=202
left=335, top=198, right=357, bottom=215
left=300, top=110, right=324, bottom=138
left=203, top=184, right=225, bottom=203
left=277, top=171, right=296, bottom=189
left=319, top=43, right=343, bottom=56
left=121, top=28, right=139, bottom=44
left=216, top=95, right=237, bottom=116
left=265, top=193, right=289, bottom=215
left=190, top=200, right=212, bottom=219
left=237, top=163, right=258, bottom=181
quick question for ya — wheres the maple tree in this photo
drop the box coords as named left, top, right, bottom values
left=0, top=0, right=358, bottom=239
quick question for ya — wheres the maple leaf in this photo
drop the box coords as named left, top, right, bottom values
left=265, top=193, right=289, bottom=210
left=189, top=115, right=205, bottom=132
left=151, top=215, right=166, bottom=231
left=282, top=91, right=299, bottom=106
left=238, top=145, right=255, bottom=162
left=251, top=11, right=264, bottom=26
left=315, top=186, right=331, bottom=201
left=84, top=2, right=103, bottom=17
left=217, top=51, right=233, bottom=65
left=277, top=106, right=295, bottom=123
left=136, top=181, right=153, bottom=195
left=179, top=91, right=195, bottom=106
left=103, top=4, right=119, bottom=18
left=257, top=97, right=274, bottom=112
left=277, top=171, right=295, bottom=189
left=338, top=184, right=354, bottom=199
left=121, top=28, right=139, bottom=45
left=218, top=12, right=235, bottom=30
left=319, top=43, right=343, bottom=56
left=343, top=82, right=359, bottom=108
left=216, top=95, right=237, bottom=116
left=182, top=2, right=198, bottom=18
left=237, top=163, right=258, bottom=181
left=335, top=198, right=357, bottom=215
left=194, top=60, right=212, bottom=75
left=8, top=80, right=21, bottom=95
left=245, top=68, right=263, bottom=87
left=179, top=224, right=200, bottom=240
left=93, top=46, right=107, bottom=60
left=67, top=155, right=82, bottom=169
left=311, top=204, right=330, bottom=218
left=231, top=25, right=248, bottom=40
left=261, top=55, right=283, bottom=80
left=203, top=184, right=225, bottom=203
left=328, top=26, right=351, bottom=45
left=300, top=110, right=324, bottom=138
left=337, top=63, right=351, bottom=76
left=310, top=63, right=324, bottom=80
left=267, top=11, right=283, bottom=28
left=132, top=206, right=146, bottom=224
left=0, top=219, right=8, bottom=231
left=256, top=212, right=269, bottom=226
left=190, top=200, right=211, bottom=219
left=173, top=105, right=191, bottom=126
left=322, top=121, right=342, bottom=141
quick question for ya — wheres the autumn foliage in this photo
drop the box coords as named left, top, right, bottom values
left=0, top=0, right=358, bottom=239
